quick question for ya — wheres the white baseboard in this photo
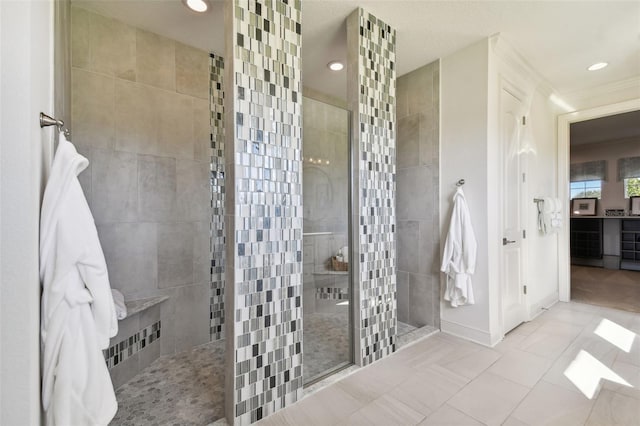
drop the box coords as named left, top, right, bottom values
left=528, top=292, right=559, bottom=321
left=440, top=319, right=500, bottom=347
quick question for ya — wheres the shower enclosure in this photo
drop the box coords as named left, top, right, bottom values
left=61, top=0, right=365, bottom=422
left=301, top=96, right=353, bottom=384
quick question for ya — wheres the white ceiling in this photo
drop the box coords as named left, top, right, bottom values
left=74, top=0, right=640, bottom=102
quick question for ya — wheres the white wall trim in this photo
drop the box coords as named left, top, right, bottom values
left=440, top=319, right=502, bottom=347
left=528, top=292, right=559, bottom=320
left=561, top=77, right=640, bottom=109
left=557, top=98, right=640, bottom=302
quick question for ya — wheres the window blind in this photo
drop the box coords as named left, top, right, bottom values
left=617, top=156, right=640, bottom=181
left=570, top=160, right=607, bottom=182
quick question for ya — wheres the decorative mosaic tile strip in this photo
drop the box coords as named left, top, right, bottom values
left=103, top=321, right=161, bottom=369
left=316, top=287, right=349, bottom=300
left=347, top=8, right=397, bottom=366
left=227, top=0, right=303, bottom=423
left=210, top=53, right=226, bottom=341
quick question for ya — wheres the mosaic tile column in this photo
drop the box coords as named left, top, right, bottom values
left=224, top=0, right=303, bottom=424
left=210, top=54, right=226, bottom=341
left=347, top=8, right=398, bottom=366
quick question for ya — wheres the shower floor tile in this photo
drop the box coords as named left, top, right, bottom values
left=303, top=311, right=351, bottom=382
left=111, top=340, right=226, bottom=426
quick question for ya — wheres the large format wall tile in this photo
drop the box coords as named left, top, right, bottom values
left=89, top=10, right=136, bottom=81
left=115, top=79, right=158, bottom=155
left=137, top=155, right=177, bottom=222
left=71, top=6, right=136, bottom=81
left=97, top=222, right=158, bottom=298
left=225, top=0, right=303, bottom=423
left=91, top=148, right=138, bottom=223
left=72, top=68, right=115, bottom=149
left=347, top=8, right=397, bottom=366
left=173, top=283, right=211, bottom=352
left=157, top=222, right=194, bottom=289
left=177, top=159, right=210, bottom=222
left=176, top=42, right=210, bottom=100
left=136, top=29, right=175, bottom=91
left=157, top=90, right=194, bottom=159
left=396, top=61, right=440, bottom=329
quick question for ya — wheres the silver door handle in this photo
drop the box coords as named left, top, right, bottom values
left=503, top=238, right=516, bottom=245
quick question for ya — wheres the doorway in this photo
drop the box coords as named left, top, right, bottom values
left=566, top=108, right=640, bottom=313
left=557, top=99, right=640, bottom=311
left=301, top=96, right=354, bottom=384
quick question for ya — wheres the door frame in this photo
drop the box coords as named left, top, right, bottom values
left=557, top=98, right=640, bottom=302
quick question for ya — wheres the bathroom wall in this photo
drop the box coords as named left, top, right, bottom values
left=440, top=36, right=560, bottom=345
left=70, top=6, right=213, bottom=370
left=302, top=96, right=349, bottom=316
left=347, top=8, right=398, bottom=366
left=224, top=0, right=304, bottom=423
left=396, top=60, right=441, bottom=329
left=0, top=2, right=52, bottom=423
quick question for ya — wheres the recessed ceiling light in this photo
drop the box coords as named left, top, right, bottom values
left=327, top=61, right=344, bottom=71
left=588, top=62, right=608, bottom=71
left=184, top=0, right=208, bottom=12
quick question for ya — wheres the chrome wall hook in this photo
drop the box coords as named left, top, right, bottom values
left=40, top=112, right=64, bottom=130
left=40, top=112, right=71, bottom=140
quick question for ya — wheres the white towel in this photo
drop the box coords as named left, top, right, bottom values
left=111, top=289, right=127, bottom=320
left=40, top=132, right=118, bottom=426
left=340, top=246, right=349, bottom=263
left=441, top=188, right=477, bottom=307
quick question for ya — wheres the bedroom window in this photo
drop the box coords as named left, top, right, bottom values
left=570, top=180, right=602, bottom=199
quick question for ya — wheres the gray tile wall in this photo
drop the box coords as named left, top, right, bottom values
left=225, top=0, right=303, bottom=423
left=70, top=7, right=214, bottom=371
left=346, top=8, right=398, bottom=366
left=396, top=61, right=441, bottom=329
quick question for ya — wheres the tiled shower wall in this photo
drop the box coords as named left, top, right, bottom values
left=224, top=0, right=303, bottom=424
left=396, top=61, right=441, bottom=328
left=347, top=8, right=398, bottom=366
left=210, top=54, right=226, bottom=340
left=71, top=6, right=213, bottom=366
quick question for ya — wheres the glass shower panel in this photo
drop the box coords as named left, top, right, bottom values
left=302, top=96, right=351, bottom=384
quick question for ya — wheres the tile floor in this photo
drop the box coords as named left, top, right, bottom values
left=304, top=312, right=351, bottom=382
left=111, top=340, right=226, bottom=426
left=257, top=301, right=640, bottom=426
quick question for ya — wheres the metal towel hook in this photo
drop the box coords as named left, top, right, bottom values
left=456, top=179, right=465, bottom=187
left=40, top=112, right=71, bottom=138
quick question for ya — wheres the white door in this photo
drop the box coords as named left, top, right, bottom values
left=0, top=1, right=53, bottom=424
left=500, top=84, right=527, bottom=334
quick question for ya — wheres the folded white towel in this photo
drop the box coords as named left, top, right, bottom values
left=111, top=289, right=127, bottom=320
left=340, top=246, right=349, bottom=263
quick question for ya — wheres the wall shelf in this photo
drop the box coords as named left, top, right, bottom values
left=620, top=219, right=640, bottom=271
left=570, top=218, right=603, bottom=260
